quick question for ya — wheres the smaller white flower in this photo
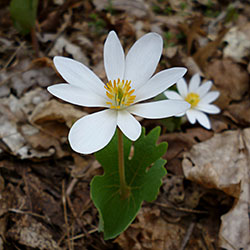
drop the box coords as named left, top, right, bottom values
left=164, top=73, right=220, bottom=129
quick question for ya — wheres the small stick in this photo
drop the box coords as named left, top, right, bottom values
left=62, top=180, right=72, bottom=250
left=180, top=222, right=195, bottom=250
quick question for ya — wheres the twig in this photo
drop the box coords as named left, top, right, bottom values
left=66, top=177, right=79, bottom=197
left=155, top=202, right=208, bottom=214
left=1, top=42, right=26, bottom=71
left=69, top=228, right=98, bottom=241
left=180, top=222, right=195, bottom=250
left=62, top=180, right=73, bottom=250
left=31, top=27, right=39, bottom=58
left=8, top=208, right=48, bottom=221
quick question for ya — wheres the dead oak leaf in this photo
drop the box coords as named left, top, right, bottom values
left=182, top=128, right=250, bottom=249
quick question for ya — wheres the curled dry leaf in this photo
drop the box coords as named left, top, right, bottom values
left=115, top=207, right=187, bottom=250
left=30, top=99, right=87, bottom=132
left=7, top=215, right=60, bottom=250
left=0, top=95, right=55, bottom=159
left=49, top=36, right=89, bottom=66
left=159, top=127, right=213, bottom=175
left=223, top=23, right=250, bottom=63
left=182, top=128, right=250, bottom=249
left=205, top=58, right=249, bottom=109
left=227, top=100, right=250, bottom=126
left=93, top=0, right=149, bottom=18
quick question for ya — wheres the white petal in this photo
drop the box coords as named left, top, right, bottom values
left=68, top=109, right=117, bottom=154
left=127, top=100, right=190, bottom=119
left=117, top=110, right=141, bottom=141
left=196, top=112, right=211, bottom=129
left=177, top=78, right=188, bottom=98
left=199, top=91, right=220, bottom=104
left=48, top=84, right=108, bottom=107
left=176, top=112, right=185, bottom=117
left=53, top=56, right=105, bottom=97
left=104, top=31, right=125, bottom=82
left=135, top=68, right=187, bottom=103
left=186, top=109, right=211, bottom=129
left=197, top=104, right=220, bottom=114
left=186, top=109, right=198, bottom=124
left=196, top=81, right=212, bottom=98
left=124, top=33, right=163, bottom=89
left=164, top=90, right=183, bottom=100
left=188, top=73, right=201, bottom=92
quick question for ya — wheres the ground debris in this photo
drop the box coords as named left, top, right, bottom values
left=183, top=128, right=250, bottom=249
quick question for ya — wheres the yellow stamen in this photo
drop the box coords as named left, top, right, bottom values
left=105, top=78, right=136, bottom=109
left=185, top=92, right=200, bottom=108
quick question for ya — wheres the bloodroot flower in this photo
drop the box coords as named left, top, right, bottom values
left=48, top=31, right=190, bottom=154
left=164, top=73, right=220, bottom=129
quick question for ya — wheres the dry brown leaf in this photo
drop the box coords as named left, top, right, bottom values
left=223, top=23, right=250, bottom=63
left=115, top=207, right=187, bottom=250
left=0, top=95, right=55, bottom=159
left=227, top=100, right=250, bottom=126
left=179, top=16, right=205, bottom=56
left=193, top=29, right=228, bottom=70
left=7, top=215, right=60, bottom=250
left=48, top=36, right=89, bottom=66
left=206, top=58, right=249, bottom=108
left=182, top=128, right=250, bottom=249
left=30, top=99, right=87, bottom=137
left=93, top=0, right=149, bottom=18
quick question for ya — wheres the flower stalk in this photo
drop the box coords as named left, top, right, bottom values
left=117, top=128, right=130, bottom=199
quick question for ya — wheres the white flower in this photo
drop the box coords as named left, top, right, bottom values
left=48, top=31, right=190, bottom=154
left=164, top=73, right=220, bottom=129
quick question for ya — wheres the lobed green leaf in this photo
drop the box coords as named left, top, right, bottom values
left=91, top=127, right=167, bottom=239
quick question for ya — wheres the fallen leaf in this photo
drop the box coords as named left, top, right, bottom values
left=205, top=58, right=249, bottom=108
left=48, top=36, right=89, bottom=66
left=179, top=15, right=205, bottom=56
left=182, top=128, right=250, bottom=249
left=223, top=23, right=250, bottom=63
left=115, top=207, right=187, bottom=250
left=29, top=99, right=87, bottom=137
left=7, top=215, right=60, bottom=249
left=227, top=100, right=250, bottom=126
left=93, top=0, right=149, bottom=18
left=193, top=29, right=228, bottom=70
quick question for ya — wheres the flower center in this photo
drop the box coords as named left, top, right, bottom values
left=185, top=92, right=200, bottom=108
left=105, top=78, right=136, bottom=109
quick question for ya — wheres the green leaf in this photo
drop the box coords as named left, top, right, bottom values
left=91, top=127, right=167, bottom=240
left=10, top=0, right=38, bottom=35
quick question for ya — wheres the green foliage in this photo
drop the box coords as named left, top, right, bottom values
left=91, top=127, right=167, bottom=240
left=152, top=2, right=173, bottom=15
left=163, top=31, right=175, bottom=48
left=225, top=5, right=238, bottom=23
left=88, top=13, right=107, bottom=35
left=160, top=117, right=182, bottom=132
left=204, top=0, right=220, bottom=17
left=105, top=0, right=114, bottom=15
left=10, top=0, right=38, bottom=35
left=180, top=2, right=188, bottom=11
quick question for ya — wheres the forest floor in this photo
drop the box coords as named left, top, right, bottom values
left=0, top=0, right=249, bottom=249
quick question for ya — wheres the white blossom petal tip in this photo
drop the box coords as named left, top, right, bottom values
left=166, top=73, right=220, bottom=129
left=124, top=32, right=163, bottom=89
left=104, top=30, right=125, bottom=82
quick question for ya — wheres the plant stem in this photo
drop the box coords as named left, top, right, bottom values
left=117, top=128, right=130, bottom=199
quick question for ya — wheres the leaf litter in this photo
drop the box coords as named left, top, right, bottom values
left=0, top=0, right=249, bottom=249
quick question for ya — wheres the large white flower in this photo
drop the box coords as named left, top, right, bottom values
left=164, top=73, right=220, bottom=129
left=48, top=31, right=190, bottom=154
